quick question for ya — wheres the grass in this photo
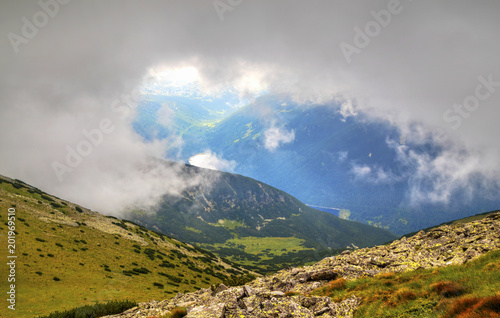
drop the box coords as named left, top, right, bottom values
left=200, top=236, right=313, bottom=268
left=311, top=250, right=500, bottom=317
left=162, top=307, right=187, bottom=318
left=0, top=179, right=251, bottom=318
left=208, top=236, right=311, bottom=257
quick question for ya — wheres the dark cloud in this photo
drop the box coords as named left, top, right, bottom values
left=1, top=0, right=499, bottom=211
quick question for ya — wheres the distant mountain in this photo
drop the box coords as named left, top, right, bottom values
left=133, top=94, right=500, bottom=235
left=0, top=174, right=253, bottom=318
left=124, top=162, right=397, bottom=273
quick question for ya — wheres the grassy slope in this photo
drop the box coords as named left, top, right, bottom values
left=312, top=250, right=500, bottom=317
left=0, top=176, right=253, bottom=318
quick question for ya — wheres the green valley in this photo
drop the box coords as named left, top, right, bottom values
left=126, top=162, right=397, bottom=273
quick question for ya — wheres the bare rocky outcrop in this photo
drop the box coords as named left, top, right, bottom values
left=105, top=212, right=500, bottom=318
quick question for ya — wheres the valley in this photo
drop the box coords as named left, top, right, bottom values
left=123, top=161, right=396, bottom=273
left=134, top=94, right=500, bottom=236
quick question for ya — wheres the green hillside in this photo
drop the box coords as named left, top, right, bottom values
left=0, top=175, right=254, bottom=318
left=127, top=162, right=397, bottom=273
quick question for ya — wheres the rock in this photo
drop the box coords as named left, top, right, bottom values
left=310, top=269, right=338, bottom=281
left=186, top=303, right=225, bottom=318
left=243, top=285, right=256, bottom=297
left=270, top=291, right=285, bottom=297
left=213, top=283, right=228, bottom=294
left=296, top=272, right=311, bottom=283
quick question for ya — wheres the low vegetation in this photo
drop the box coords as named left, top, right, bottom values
left=161, top=307, right=187, bottom=318
left=38, top=300, right=137, bottom=318
left=0, top=176, right=254, bottom=317
left=311, top=250, right=500, bottom=317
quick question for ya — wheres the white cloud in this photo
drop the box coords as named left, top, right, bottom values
left=263, top=123, right=295, bottom=151
left=157, top=102, right=176, bottom=126
left=338, top=100, right=358, bottom=121
left=188, top=151, right=236, bottom=172
left=338, top=151, right=348, bottom=162
left=387, top=138, right=500, bottom=206
left=351, top=164, right=399, bottom=184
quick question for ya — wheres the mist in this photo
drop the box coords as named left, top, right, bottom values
left=1, top=0, right=499, bottom=213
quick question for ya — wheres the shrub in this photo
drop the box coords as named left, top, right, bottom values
left=443, top=294, right=500, bottom=318
left=329, top=278, right=347, bottom=290
left=75, top=206, right=83, bottom=212
left=40, top=299, right=137, bottom=318
left=41, top=195, right=54, bottom=202
left=132, top=267, right=150, bottom=274
left=153, top=282, right=164, bottom=288
left=53, top=277, right=60, bottom=281
left=36, top=271, right=43, bottom=276
left=431, top=281, right=467, bottom=298
left=50, top=202, right=63, bottom=208
left=163, top=307, right=187, bottom=318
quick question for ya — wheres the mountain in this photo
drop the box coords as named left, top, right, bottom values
left=133, top=94, right=500, bottom=235
left=124, top=161, right=397, bottom=273
left=0, top=175, right=254, bottom=318
left=106, top=212, right=500, bottom=318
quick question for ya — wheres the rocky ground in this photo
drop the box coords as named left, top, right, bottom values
left=105, top=212, right=500, bottom=318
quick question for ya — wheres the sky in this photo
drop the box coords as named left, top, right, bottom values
left=0, top=0, right=499, bottom=213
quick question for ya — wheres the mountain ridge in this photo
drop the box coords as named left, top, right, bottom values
left=124, top=161, right=397, bottom=273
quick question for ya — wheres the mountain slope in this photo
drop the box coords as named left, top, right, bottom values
left=0, top=175, right=254, bottom=318
left=125, top=162, right=397, bottom=273
left=107, top=211, right=500, bottom=318
left=138, top=94, right=500, bottom=235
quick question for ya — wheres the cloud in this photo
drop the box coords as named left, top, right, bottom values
left=387, top=138, right=500, bottom=206
left=263, top=123, right=295, bottom=151
left=0, top=1, right=499, bottom=213
left=188, top=151, right=236, bottom=172
left=338, top=100, right=358, bottom=121
left=351, top=164, right=398, bottom=184
left=338, top=151, right=348, bottom=162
